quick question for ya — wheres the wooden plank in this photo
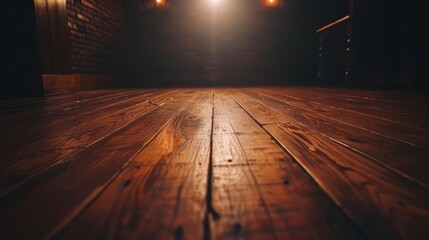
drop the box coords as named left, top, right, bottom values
left=0, top=89, right=180, bottom=196
left=301, top=88, right=429, bottom=116
left=259, top=87, right=429, bottom=130
left=0, top=89, right=143, bottom=123
left=258, top=87, right=429, bottom=134
left=0, top=89, right=134, bottom=116
left=57, top=90, right=212, bottom=240
left=231, top=89, right=429, bottom=187
left=264, top=123, right=429, bottom=239
left=0, top=90, right=198, bottom=239
left=308, top=87, right=429, bottom=104
left=210, top=91, right=361, bottom=239
left=0, top=89, right=168, bottom=156
left=0, top=89, right=146, bottom=111
left=0, top=87, right=427, bottom=239
left=229, top=90, right=429, bottom=239
left=250, top=88, right=429, bottom=148
left=0, top=89, right=143, bottom=140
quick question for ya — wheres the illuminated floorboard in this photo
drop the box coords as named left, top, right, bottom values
left=0, top=87, right=428, bottom=239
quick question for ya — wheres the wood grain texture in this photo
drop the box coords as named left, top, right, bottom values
left=232, top=89, right=429, bottom=187
left=0, top=89, right=134, bottom=117
left=0, top=89, right=162, bottom=155
left=0, top=89, right=180, bottom=196
left=259, top=87, right=429, bottom=130
left=232, top=89, right=429, bottom=239
left=0, top=87, right=428, bottom=240
left=0, top=90, right=195, bottom=239
left=252, top=88, right=429, bottom=148
left=59, top=90, right=212, bottom=240
left=264, top=123, right=429, bottom=239
left=210, top=91, right=361, bottom=239
left=306, top=88, right=429, bottom=112
left=0, top=89, right=152, bottom=136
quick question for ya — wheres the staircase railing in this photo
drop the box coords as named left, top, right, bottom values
left=316, top=15, right=352, bottom=87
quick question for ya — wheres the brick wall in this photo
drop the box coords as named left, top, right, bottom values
left=66, top=0, right=124, bottom=74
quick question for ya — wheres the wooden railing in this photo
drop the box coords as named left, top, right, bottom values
left=316, top=15, right=350, bottom=34
left=316, top=15, right=352, bottom=87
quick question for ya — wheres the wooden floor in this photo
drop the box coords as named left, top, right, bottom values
left=0, top=87, right=428, bottom=239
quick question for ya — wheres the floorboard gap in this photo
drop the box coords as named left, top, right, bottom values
left=204, top=90, right=220, bottom=240
left=231, top=95, right=369, bottom=240
left=43, top=95, right=194, bottom=239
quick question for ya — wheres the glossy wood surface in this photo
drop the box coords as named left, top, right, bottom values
left=0, top=87, right=428, bottom=239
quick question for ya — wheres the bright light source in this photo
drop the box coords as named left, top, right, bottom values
left=263, top=0, right=279, bottom=7
left=155, top=0, right=166, bottom=7
left=210, top=0, right=221, bottom=5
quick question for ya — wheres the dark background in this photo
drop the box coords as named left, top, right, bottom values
left=0, top=0, right=425, bottom=98
left=126, top=0, right=350, bottom=87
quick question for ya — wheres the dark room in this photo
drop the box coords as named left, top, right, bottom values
left=0, top=0, right=428, bottom=239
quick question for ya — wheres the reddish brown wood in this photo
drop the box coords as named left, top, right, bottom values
left=230, top=89, right=429, bottom=239
left=264, top=123, right=429, bottom=240
left=0, top=89, right=180, bottom=196
left=0, top=89, right=167, bottom=156
left=59, top=90, right=212, bottom=239
left=0, top=90, right=196, bottom=239
left=252, top=88, right=429, bottom=148
left=259, top=87, right=429, bottom=130
left=210, top=91, right=360, bottom=239
left=232, top=89, right=429, bottom=187
left=0, top=87, right=428, bottom=240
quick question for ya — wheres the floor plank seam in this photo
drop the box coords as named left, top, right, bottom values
left=0, top=91, right=182, bottom=199
left=45, top=93, right=195, bottom=239
left=230, top=95, right=369, bottom=240
left=249, top=89, right=429, bottom=189
left=243, top=89, right=429, bottom=188
left=0, top=104, right=160, bottom=199
left=318, top=132, right=429, bottom=190
left=255, top=89, right=422, bottom=128
left=204, top=90, right=219, bottom=240
left=1, top=88, right=427, bottom=239
left=250, top=89, right=424, bottom=148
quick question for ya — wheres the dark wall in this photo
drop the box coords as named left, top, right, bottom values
left=352, top=0, right=423, bottom=89
left=282, top=0, right=343, bottom=86
left=0, top=0, right=127, bottom=98
left=315, top=0, right=349, bottom=26
left=412, top=2, right=427, bottom=90
left=0, top=1, right=44, bottom=99
left=313, top=0, right=424, bottom=90
left=128, top=0, right=352, bottom=87
left=2, top=0, right=421, bottom=97
left=134, top=0, right=285, bottom=86
left=123, top=0, right=141, bottom=85
left=66, top=0, right=124, bottom=74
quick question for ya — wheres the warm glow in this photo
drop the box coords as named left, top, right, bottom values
left=263, top=0, right=279, bottom=7
left=155, top=0, right=166, bottom=7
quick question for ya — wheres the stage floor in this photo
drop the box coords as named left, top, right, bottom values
left=0, top=87, right=428, bottom=239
